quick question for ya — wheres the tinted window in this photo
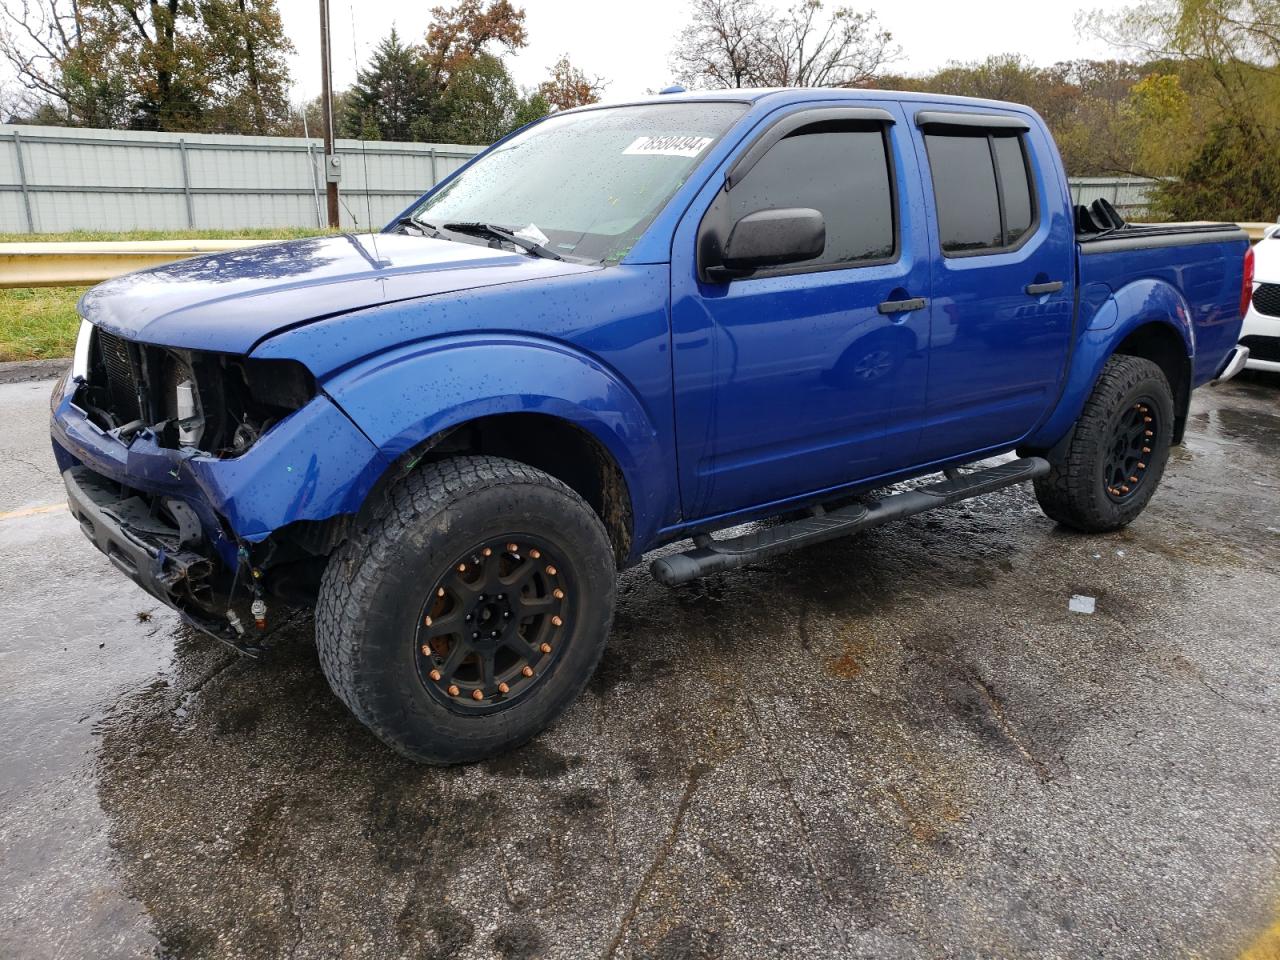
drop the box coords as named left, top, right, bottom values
left=730, top=124, right=895, bottom=268
left=925, top=133, right=1002, bottom=252
left=993, top=133, right=1033, bottom=243
left=925, top=129, right=1037, bottom=254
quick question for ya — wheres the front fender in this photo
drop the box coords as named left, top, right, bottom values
left=323, top=335, right=670, bottom=550
left=1027, top=278, right=1193, bottom=449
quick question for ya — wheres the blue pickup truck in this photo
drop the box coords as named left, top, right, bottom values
left=51, top=88, right=1251, bottom=763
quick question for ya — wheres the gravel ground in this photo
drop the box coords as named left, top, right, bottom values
left=1, top=373, right=1278, bottom=960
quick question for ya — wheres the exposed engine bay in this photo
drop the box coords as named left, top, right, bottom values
left=74, top=324, right=314, bottom=457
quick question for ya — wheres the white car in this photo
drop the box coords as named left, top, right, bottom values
left=1242, top=223, right=1280, bottom=373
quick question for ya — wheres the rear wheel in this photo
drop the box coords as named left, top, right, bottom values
left=1033, top=355, right=1175, bottom=532
left=316, top=456, right=616, bottom=764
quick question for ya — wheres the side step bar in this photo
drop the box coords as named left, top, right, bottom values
left=650, top=457, right=1050, bottom=586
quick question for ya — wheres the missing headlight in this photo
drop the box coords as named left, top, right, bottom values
left=159, top=351, right=316, bottom=457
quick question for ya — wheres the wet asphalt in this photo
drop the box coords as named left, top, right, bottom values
left=1, top=373, right=1278, bottom=960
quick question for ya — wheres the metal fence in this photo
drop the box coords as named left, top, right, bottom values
left=1069, top=177, right=1160, bottom=219
left=0, top=125, right=484, bottom=234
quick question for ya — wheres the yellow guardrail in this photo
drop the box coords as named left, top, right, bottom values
left=0, top=239, right=267, bottom=289
left=0, top=224, right=1275, bottom=290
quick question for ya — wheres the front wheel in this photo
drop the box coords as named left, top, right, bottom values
left=1033, top=355, right=1175, bottom=533
left=316, top=456, right=616, bottom=764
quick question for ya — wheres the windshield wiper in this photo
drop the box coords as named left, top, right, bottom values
left=442, top=222, right=563, bottom=261
left=395, top=215, right=443, bottom=237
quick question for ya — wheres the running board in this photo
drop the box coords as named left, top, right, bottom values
left=650, top=457, right=1050, bottom=586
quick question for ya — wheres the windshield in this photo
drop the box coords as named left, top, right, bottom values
left=410, top=102, right=747, bottom=264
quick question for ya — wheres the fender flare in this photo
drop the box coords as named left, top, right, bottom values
left=322, top=334, right=670, bottom=549
left=1026, top=278, right=1194, bottom=450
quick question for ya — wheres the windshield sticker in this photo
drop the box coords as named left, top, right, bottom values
left=622, top=135, right=714, bottom=158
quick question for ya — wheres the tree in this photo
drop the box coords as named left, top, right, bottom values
left=1084, top=0, right=1280, bottom=218
left=335, top=2, right=552, bottom=145
left=422, top=0, right=527, bottom=90
left=429, top=52, right=546, bottom=143
left=341, top=28, right=432, bottom=140
left=0, top=0, right=131, bottom=126
left=537, top=54, right=605, bottom=110
left=670, top=0, right=899, bottom=89
left=0, top=0, right=295, bottom=133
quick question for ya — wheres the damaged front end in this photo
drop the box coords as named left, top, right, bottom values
left=52, top=321, right=390, bottom=655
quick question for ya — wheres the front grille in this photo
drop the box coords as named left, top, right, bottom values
left=1240, top=335, right=1280, bottom=363
left=1253, top=283, right=1280, bottom=318
left=94, top=329, right=143, bottom=423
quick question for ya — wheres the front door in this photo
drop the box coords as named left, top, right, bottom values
left=670, top=102, right=931, bottom=522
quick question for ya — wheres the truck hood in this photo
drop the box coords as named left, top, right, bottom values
left=79, top=233, right=597, bottom=355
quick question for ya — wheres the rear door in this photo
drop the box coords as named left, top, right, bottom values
left=909, top=109, right=1076, bottom=462
left=669, top=101, right=932, bottom=521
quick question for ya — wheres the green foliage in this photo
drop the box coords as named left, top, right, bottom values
left=428, top=53, right=546, bottom=144
left=335, top=4, right=556, bottom=146
left=1084, top=0, right=1280, bottom=218
left=342, top=28, right=433, bottom=142
left=1, top=0, right=296, bottom=134
left=1150, top=122, right=1280, bottom=219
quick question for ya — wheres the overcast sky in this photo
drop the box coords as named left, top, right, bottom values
left=278, top=0, right=1135, bottom=104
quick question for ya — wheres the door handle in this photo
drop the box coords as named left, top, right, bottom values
left=1025, top=280, right=1064, bottom=296
left=877, top=297, right=927, bottom=315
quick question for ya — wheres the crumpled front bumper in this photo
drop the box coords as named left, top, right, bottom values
left=50, top=373, right=391, bottom=570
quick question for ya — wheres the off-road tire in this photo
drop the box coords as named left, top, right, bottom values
left=1033, top=355, right=1174, bottom=532
left=315, top=456, right=616, bottom=764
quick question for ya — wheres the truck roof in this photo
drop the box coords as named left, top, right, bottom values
left=576, top=86, right=1038, bottom=116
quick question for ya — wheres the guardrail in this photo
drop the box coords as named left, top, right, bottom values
left=1, top=224, right=1275, bottom=290
left=0, top=239, right=265, bottom=288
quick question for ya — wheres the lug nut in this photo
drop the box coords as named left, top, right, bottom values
left=447, top=684, right=460, bottom=697
left=1137, top=461, right=1146, bottom=469
left=503, top=612, right=511, bottom=618
left=540, top=642, right=552, bottom=654
left=471, top=689, right=484, bottom=701
left=1129, top=475, right=1138, bottom=483
left=506, top=542, right=519, bottom=553
left=491, top=630, right=499, bottom=638
left=424, top=616, right=433, bottom=627
left=482, top=547, right=492, bottom=557
left=457, top=563, right=467, bottom=573
left=1120, top=485, right=1130, bottom=493
left=1144, top=430, right=1153, bottom=438
left=421, top=643, right=432, bottom=656
left=473, top=632, right=480, bottom=639
left=498, top=682, right=510, bottom=694
left=1142, top=447, right=1151, bottom=454
left=429, top=669, right=442, bottom=682
left=551, top=615, right=563, bottom=627
left=1143, top=416, right=1152, bottom=424
left=545, top=565, right=557, bottom=576
left=521, top=666, right=534, bottom=678
left=530, top=549, right=541, bottom=559
left=553, top=588, right=565, bottom=600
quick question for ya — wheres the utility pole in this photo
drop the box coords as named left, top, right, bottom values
left=319, top=0, right=340, bottom=228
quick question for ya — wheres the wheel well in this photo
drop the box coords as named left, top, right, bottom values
left=416, top=413, right=635, bottom=566
left=1112, top=322, right=1192, bottom=442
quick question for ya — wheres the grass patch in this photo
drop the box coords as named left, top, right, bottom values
left=0, top=287, right=86, bottom=362
left=0, top=227, right=336, bottom=243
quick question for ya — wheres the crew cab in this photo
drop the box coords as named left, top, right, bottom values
left=51, top=88, right=1252, bottom=763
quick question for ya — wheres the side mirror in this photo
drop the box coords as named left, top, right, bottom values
left=710, top=208, right=825, bottom=280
